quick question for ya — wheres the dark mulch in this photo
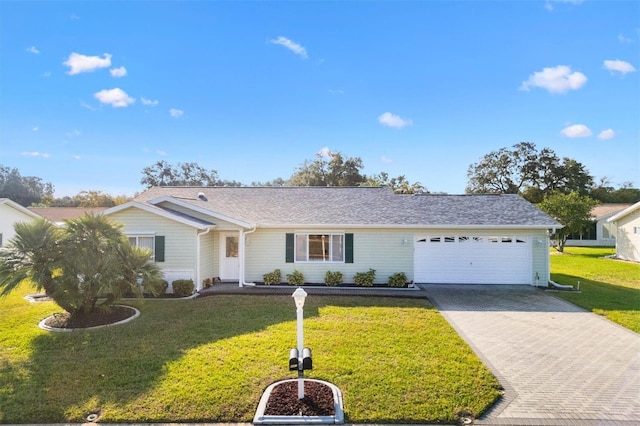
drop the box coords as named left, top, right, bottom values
left=265, top=380, right=334, bottom=416
left=44, top=305, right=136, bottom=329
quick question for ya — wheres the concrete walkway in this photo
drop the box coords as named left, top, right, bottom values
left=420, top=284, right=640, bottom=426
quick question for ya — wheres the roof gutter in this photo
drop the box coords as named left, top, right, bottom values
left=239, top=225, right=257, bottom=287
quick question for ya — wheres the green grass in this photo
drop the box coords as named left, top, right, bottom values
left=0, top=284, right=501, bottom=424
left=550, top=246, right=640, bottom=333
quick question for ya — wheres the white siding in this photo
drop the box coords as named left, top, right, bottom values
left=0, top=204, right=38, bottom=247
left=199, top=231, right=217, bottom=286
left=615, top=209, right=640, bottom=262
left=107, top=207, right=198, bottom=282
left=245, top=228, right=413, bottom=284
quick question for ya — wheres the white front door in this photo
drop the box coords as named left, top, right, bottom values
left=220, top=233, right=239, bottom=281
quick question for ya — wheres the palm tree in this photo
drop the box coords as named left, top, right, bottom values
left=0, top=214, right=163, bottom=317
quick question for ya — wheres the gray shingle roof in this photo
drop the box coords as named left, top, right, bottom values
left=133, top=186, right=562, bottom=228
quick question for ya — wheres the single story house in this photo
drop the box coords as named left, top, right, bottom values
left=565, top=203, right=632, bottom=247
left=103, top=187, right=562, bottom=291
left=608, top=201, right=640, bottom=263
left=0, top=198, right=41, bottom=247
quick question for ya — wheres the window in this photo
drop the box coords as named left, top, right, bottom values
left=295, top=233, right=344, bottom=262
left=430, top=237, right=441, bottom=243
left=127, top=235, right=165, bottom=262
left=444, top=236, right=455, bottom=243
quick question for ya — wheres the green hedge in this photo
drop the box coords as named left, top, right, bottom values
left=172, top=279, right=195, bottom=297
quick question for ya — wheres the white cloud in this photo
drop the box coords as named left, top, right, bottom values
left=22, top=151, right=50, bottom=158
left=561, top=124, right=592, bottom=138
left=26, top=46, right=40, bottom=54
left=93, top=88, right=135, bottom=108
left=110, top=66, right=127, bottom=78
left=32, top=126, right=39, bottom=132
left=270, top=36, right=308, bottom=59
left=64, top=52, right=112, bottom=75
left=73, top=155, right=82, bottom=160
left=157, top=150, right=168, bottom=156
left=618, top=34, right=633, bottom=44
left=545, top=0, right=584, bottom=9
left=316, top=147, right=333, bottom=159
left=169, top=108, right=184, bottom=118
left=141, top=97, right=159, bottom=106
left=381, top=156, right=393, bottom=163
left=598, top=128, right=615, bottom=140
left=520, top=65, right=587, bottom=93
left=70, top=14, right=80, bottom=20
left=603, top=59, right=636, bottom=75
left=378, top=112, right=413, bottom=129
left=42, top=71, right=51, bottom=78
left=80, top=100, right=97, bottom=111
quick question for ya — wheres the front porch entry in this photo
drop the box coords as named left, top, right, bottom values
left=219, top=232, right=239, bottom=280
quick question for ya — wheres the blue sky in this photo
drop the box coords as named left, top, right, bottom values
left=1, top=0, right=638, bottom=197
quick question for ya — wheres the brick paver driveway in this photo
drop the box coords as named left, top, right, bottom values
left=421, top=284, right=640, bottom=426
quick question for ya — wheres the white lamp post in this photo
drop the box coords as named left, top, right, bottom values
left=292, top=288, right=308, bottom=399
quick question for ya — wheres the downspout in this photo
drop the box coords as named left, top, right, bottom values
left=239, top=225, right=257, bottom=287
left=196, top=227, right=212, bottom=292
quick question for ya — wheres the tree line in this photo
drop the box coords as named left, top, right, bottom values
left=2, top=143, right=638, bottom=210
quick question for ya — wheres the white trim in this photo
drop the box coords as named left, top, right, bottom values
left=103, top=201, right=211, bottom=230
left=258, top=223, right=562, bottom=230
left=608, top=201, right=640, bottom=223
left=148, top=196, right=253, bottom=228
left=0, top=198, right=42, bottom=220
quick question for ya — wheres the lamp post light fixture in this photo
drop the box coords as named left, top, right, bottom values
left=291, top=288, right=312, bottom=400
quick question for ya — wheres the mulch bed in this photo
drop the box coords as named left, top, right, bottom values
left=44, top=305, right=136, bottom=329
left=265, top=380, right=334, bottom=416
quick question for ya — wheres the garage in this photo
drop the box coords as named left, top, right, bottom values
left=414, top=235, right=532, bottom=284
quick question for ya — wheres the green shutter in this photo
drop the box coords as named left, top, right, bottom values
left=154, top=236, right=165, bottom=262
left=285, top=233, right=295, bottom=263
left=345, top=233, right=354, bottom=263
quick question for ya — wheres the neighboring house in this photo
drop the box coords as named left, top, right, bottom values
left=0, top=198, right=42, bottom=247
left=565, top=203, right=632, bottom=247
left=103, top=187, right=562, bottom=291
left=28, top=206, right=108, bottom=226
left=608, top=201, right=640, bottom=263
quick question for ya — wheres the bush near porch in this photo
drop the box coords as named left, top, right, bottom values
left=550, top=246, right=640, bottom=333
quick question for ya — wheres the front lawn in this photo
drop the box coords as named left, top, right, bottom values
left=550, top=246, right=640, bottom=333
left=0, top=284, right=501, bottom=424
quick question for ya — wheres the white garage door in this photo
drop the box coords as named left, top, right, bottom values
left=414, top=235, right=532, bottom=284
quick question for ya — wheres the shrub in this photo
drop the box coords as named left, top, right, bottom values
left=263, top=269, right=282, bottom=285
left=146, top=279, right=168, bottom=297
left=172, top=279, right=195, bottom=297
left=325, top=270, right=343, bottom=287
left=202, top=277, right=213, bottom=288
left=354, top=268, right=376, bottom=287
left=286, top=270, right=305, bottom=286
left=388, top=272, right=408, bottom=288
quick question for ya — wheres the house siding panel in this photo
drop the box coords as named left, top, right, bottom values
left=616, top=209, right=640, bottom=262
left=0, top=204, right=38, bottom=246
left=107, top=208, right=197, bottom=281
left=200, top=231, right=217, bottom=285
left=245, top=228, right=413, bottom=284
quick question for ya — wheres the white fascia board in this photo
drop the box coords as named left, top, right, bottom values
left=608, top=201, right=640, bottom=223
left=257, top=223, right=562, bottom=230
left=1, top=198, right=42, bottom=220
left=148, top=196, right=253, bottom=229
left=103, top=201, right=211, bottom=230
